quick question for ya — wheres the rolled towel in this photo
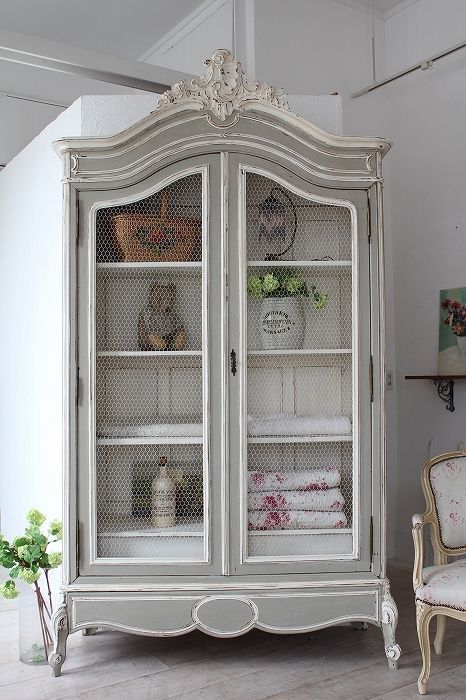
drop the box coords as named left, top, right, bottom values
left=248, top=510, right=348, bottom=530
left=248, top=488, right=345, bottom=512
left=97, top=422, right=203, bottom=438
left=247, top=413, right=351, bottom=437
left=248, top=468, right=340, bottom=492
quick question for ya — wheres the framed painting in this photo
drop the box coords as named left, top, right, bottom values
left=438, top=287, right=466, bottom=374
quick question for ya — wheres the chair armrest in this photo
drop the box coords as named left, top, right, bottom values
left=412, top=513, right=425, bottom=591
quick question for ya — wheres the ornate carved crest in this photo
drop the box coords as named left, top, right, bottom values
left=157, top=49, right=290, bottom=121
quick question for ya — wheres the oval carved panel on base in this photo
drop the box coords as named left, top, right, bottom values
left=193, top=596, right=258, bottom=637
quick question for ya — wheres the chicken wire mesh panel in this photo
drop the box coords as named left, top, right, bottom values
left=246, top=442, right=353, bottom=558
left=96, top=356, right=204, bottom=433
left=95, top=174, right=203, bottom=264
left=244, top=171, right=354, bottom=559
left=96, top=268, right=203, bottom=352
left=246, top=172, right=352, bottom=262
left=96, top=443, right=205, bottom=560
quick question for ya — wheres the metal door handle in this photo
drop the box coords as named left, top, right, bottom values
left=230, top=349, right=237, bottom=376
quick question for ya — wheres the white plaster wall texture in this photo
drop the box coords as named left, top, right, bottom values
left=0, top=95, right=163, bottom=540
left=0, top=94, right=63, bottom=165
left=0, top=99, right=82, bottom=540
left=383, top=47, right=466, bottom=563
left=145, top=0, right=233, bottom=74
left=385, top=0, right=466, bottom=75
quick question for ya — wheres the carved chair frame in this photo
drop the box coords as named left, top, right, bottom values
left=412, top=449, right=466, bottom=694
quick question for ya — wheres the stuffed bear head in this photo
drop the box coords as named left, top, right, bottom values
left=148, top=281, right=177, bottom=314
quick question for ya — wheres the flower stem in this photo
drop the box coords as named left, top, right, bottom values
left=45, top=569, right=53, bottom=616
left=34, top=582, right=50, bottom=657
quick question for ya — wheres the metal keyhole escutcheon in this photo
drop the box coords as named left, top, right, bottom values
left=230, top=349, right=237, bottom=376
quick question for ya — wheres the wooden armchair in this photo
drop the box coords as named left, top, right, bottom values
left=412, top=450, right=466, bottom=694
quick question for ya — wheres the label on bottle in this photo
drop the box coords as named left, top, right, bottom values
left=153, top=491, right=176, bottom=515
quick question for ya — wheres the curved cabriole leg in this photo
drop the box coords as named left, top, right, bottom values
left=82, top=627, right=99, bottom=637
left=416, top=601, right=432, bottom=695
left=382, top=580, right=402, bottom=670
left=434, top=614, right=446, bottom=655
left=48, top=603, right=69, bottom=677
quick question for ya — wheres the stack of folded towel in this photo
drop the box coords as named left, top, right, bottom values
left=247, top=468, right=347, bottom=531
left=97, top=422, right=203, bottom=438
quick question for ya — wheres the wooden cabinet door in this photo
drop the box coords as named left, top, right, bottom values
left=227, top=154, right=373, bottom=575
left=76, top=155, right=226, bottom=577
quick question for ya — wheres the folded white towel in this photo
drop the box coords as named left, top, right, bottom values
left=97, top=423, right=203, bottom=438
left=248, top=468, right=340, bottom=492
left=247, top=414, right=351, bottom=437
left=248, top=488, right=345, bottom=512
left=248, top=510, right=348, bottom=530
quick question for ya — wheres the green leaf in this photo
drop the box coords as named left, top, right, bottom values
left=9, top=565, right=20, bottom=579
left=19, top=544, right=42, bottom=564
left=0, top=555, right=16, bottom=569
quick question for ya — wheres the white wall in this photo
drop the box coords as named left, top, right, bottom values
left=0, top=95, right=159, bottom=540
left=0, top=101, right=81, bottom=539
left=385, top=0, right=466, bottom=74
left=0, top=59, right=146, bottom=166
left=383, top=1, right=466, bottom=564
left=145, top=0, right=233, bottom=74
left=0, top=95, right=63, bottom=166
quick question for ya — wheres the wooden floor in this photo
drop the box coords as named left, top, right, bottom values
left=1, top=568, right=466, bottom=699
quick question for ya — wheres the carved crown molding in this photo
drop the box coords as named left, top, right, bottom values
left=156, top=49, right=290, bottom=121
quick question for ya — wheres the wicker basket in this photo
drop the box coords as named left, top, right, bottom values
left=113, top=191, right=202, bottom=262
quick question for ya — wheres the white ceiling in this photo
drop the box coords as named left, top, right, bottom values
left=0, top=0, right=203, bottom=59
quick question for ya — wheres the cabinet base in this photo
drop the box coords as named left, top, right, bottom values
left=50, top=577, right=400, bottom=676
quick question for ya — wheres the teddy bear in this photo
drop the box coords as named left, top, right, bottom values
left=138, top=281, right=187, bottom=351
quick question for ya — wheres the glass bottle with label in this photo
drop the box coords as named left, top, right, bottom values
left=151, top=456, right=176, bottom=528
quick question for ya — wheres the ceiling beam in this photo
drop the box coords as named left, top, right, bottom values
left=0, top=28, right=194, bottom=94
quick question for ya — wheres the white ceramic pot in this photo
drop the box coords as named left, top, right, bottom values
left=259, top=296, right=305, bottom=350
left=457, top=335, right=466, bottom=358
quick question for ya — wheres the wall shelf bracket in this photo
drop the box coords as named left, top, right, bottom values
left=405, top=375, right=466, bottom=413
left=433, top=378, right=455, bottom=412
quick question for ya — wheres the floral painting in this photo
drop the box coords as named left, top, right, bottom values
left=439, top=287, right=466, bottom=373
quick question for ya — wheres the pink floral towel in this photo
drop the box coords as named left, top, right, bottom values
left=248, top=468, right=340, bottom=492
left=248, top=488, right=344, bottom=512
left=248, top=510, right=348, bottom=530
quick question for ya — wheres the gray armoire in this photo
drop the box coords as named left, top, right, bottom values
left=49, top=50, right=400, bottom=675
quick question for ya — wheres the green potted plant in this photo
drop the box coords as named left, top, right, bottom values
left=247, top=270, right=328, bottom=349
left=0, top=509, right=62, bottom=664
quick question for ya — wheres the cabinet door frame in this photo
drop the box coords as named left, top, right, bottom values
left=227, top=154, right=373, bottom=575
left=76, top=154, right=226, bottom=577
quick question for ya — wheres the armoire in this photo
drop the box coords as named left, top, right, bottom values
left=49, top=50, right=400, bottom=675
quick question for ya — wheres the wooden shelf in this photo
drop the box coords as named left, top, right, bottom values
left=248, top=435, right=352, bottom=444
left=97, top=436, right=203, bottom=446
left=250, top=528, right=352, bottom=536
left=405, top=375, right=466, bottom=380
left=97, top=351, right=202, bottom=357
left=247, top=349, right=351, bottom=356
left=97, top=261, right=202, bottom=269
left=248, top=260, right=351, bottom=269
left=405, top=375, right=466, bottom=412
left=99, top=517, right=203, bottom=538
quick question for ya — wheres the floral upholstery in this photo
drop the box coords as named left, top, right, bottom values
left=416, top=560, right=466, bottom=610
left=429, top=457, right=466, bottom=548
